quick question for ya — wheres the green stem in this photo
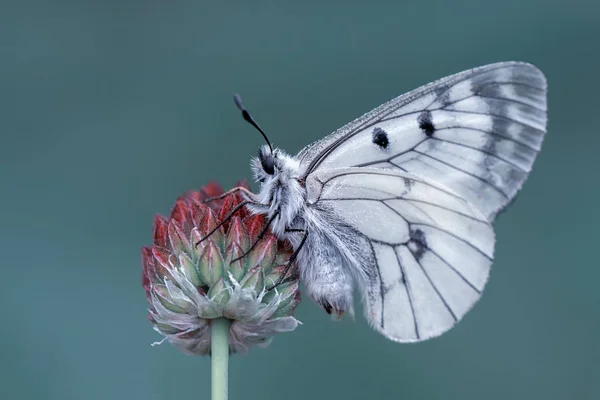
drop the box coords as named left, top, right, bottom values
left=211, top=318, right=231, bottom=400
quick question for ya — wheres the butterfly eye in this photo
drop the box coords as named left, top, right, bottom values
left=259, top=151, right=275, bottom=175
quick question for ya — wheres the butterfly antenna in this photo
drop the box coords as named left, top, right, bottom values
left=233, top=93, right=273, bottom=154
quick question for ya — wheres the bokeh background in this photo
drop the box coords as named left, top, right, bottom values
left=1, top=1, right=599, bottom=399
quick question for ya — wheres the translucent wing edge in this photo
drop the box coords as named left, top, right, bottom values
left=307, top=167, right=496, bottom=342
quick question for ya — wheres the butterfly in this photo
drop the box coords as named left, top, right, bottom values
left=201, top=62, right=547, bottom=342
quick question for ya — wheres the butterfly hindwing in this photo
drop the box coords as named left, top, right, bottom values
left=306, top=167, right=495, bottom=342
left=299, top=62, right=547, bottom=221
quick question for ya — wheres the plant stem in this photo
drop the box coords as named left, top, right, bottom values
left=211, top=318, right=231, bottom=400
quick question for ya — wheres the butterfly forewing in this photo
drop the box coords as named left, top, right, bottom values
left=299, top=62, right=547, bottom=221
left=306, top=167, right=495, bottom=342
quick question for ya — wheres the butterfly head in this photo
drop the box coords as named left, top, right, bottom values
left=251, top=145, right=299, bottom=184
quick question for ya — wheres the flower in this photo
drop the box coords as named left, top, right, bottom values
left=142, top=181, right=301, bottom=355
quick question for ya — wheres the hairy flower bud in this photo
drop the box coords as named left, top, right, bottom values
left=142, top=182, right=301, bottom=355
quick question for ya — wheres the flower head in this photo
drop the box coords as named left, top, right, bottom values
left=142, top=182, right=301, bottom=355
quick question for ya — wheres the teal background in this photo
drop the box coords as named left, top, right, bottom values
left=1, top=1, right=599, bottom=399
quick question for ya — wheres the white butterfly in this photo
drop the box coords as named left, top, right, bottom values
left=205, top=62, right=547, bottom=342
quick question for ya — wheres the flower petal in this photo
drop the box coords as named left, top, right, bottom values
left=154, top=284, right=189, bottom=314
left=188, top=198, right=208, bottom=230
left=249, top=235, right=278, bottom=273
left=197, top=240, right=225, bottom=287
left=207, top=277, right=232, bottom=307
left=141, top=246, right=155, bottom=293
left=168, top=219, right=192, bottom=257
left=153, top=215, right=170, bottom=249
left=151, top=246, right=175, bottom=282
left=225, top=242, right=246, bottom=282
left=170, top=199, right=194, bottom=233
left=199, top=181, right=225, bottom=201
left=197, top=208, right=223, bottom=242
left=246, top=214, right=265, bottom=238
left=179, top=253, right=202, bottom=287
left=225, top=216, right=250, bottom=255
left=219, top=194, right=249, bottom=225
left=190, top=227, right=204, bottom=264
left=240, top=266, right=264, bottom=294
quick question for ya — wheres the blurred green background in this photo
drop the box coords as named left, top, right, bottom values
left=1, top=1, right=599, bottom=399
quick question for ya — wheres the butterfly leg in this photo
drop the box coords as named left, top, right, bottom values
left=266, top=228, right=308, bottom=290
left=201, top=186, right=257, bottom=203
left=230, top=212, right=279, bottom=263
left=194, top=200, right=268, bottom=248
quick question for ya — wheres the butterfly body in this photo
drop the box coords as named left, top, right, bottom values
left=246, top=146, right=361, bottom=315
left=240, top=62, right=547, bottom=342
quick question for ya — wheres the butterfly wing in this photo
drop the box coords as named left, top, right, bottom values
left=298, top=62, right=547, bottom=221
left=305, top=167, right=495, bottom=342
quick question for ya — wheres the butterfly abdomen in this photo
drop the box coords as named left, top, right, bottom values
left=295, top=222, right=355, bottom=317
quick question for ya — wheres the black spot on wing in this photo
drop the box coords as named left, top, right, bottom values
left=417, top=111, right=436, bottom=136
left=372, top=127, right=390, bottom=149
left=408, top=228, right=428, bottom=261
left=434, top=84, right=451, bottom=107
